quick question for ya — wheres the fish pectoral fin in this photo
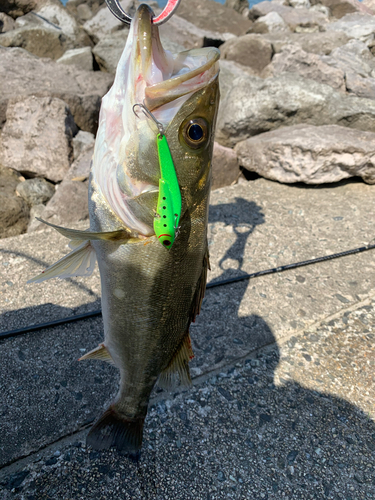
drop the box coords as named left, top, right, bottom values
left=78, top=343, right=115, bottom=364
left=27, top=241, right=97, bottom=284
left=158, top=333, right=194, bottom=390
left=87, top=405, right=144, bottom=456
left=35, top=218, right=136, bottom=241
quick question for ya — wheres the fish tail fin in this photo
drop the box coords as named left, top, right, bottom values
left=158, top=333, right=194, bottom=390
left=86, top=405, right=144, bottom=457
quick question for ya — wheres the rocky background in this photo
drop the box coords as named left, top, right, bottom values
left=0, top=0, right=375, bottom=238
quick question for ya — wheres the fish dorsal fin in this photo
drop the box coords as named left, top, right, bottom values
left=79, top=343, right=115, bottom=364
left=27, top=241, right=97, bottom=284
left=35, top=218, right=137, bottom=241
left=158, top=333, right=194, bottom=390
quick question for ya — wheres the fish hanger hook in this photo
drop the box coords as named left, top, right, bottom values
left=105, top=0, right=181, bottom=26
left=133, top=103, right=165, bottom=136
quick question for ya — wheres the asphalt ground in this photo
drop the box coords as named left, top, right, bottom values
left=0, top=177, right=375, bottom=499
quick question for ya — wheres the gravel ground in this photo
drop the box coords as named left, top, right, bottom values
left=1, top=299, right=375, bottom=500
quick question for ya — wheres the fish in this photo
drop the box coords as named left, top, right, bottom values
left=28, top=3, right=220, bottom=455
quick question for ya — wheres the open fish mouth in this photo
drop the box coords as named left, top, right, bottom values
left=91, top=4, right=220, bottom=235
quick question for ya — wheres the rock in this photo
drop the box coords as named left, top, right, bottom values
left=158, top=14, right=234, bottom=51
left=83, top=0, right=134, bottom=44
left=318, top=0, right=374, bottom=19
left=0, top=13, right=16, bottom=32
left=211, top=142, right=239, bottom=190
left=322, top=39, right=375, bottom=78
left=0, top=0, right=41, bottom=18
left=0, top=47, right=113, bottom=133
left=235, top=124, right=375, bottom=185
left=249, top=2, right=328, bottom=32
left=265, top=45, right=346, bottom=91
left=35, top=0, right=92, bottom=47
left=92, top=29, right=129, bottom=73
left=0, top=164, right=29, bottom=238
left=216, top=73, right=375, bottom=147
left=66, top=146, right=93, bottom=181
left=57, top=47, right=93, bottom=71
left=0, top=96, right=77, bottom=182
left=28, top=179, right=89, bottom=231
left=72, top=131, right=95, bottom=160
left=66, top=0, right=105, bottom=19
left=363, top=0, right=375, bottom=13
left=16, top=178, right=55, bottom=206
left=0, top=23, right=69, bottom=60
left=263, top=30, right=350, bottom=55
left=326, top=13, right=375, bottom=43
left=27, top=203, right=45, bottom=231
left=225, top=0, right=249, bottom=16
left=220, top=34, right=273, bottom=73
left=76, top=3, right=94, bottom=22
left=248, top=12, right=290, bottom=34
left=289, top=0, right=311, bottom=8
left=219, top=60, right=255, bottom=101
left=175, top=0, right=253, bottom=36
left=345, top=72, right=375, bottom=99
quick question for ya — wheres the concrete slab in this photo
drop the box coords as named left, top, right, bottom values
left=1, top=178, right=375, bottom=469
left=1, top=297, right=374, bottom=499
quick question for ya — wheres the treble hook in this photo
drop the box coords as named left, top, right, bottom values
left=133, top=103, right=165, bottom=136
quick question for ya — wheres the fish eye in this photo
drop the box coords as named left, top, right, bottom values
left=181, top=118, right=208, bottom=150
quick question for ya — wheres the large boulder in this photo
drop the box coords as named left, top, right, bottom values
left=176, top=0, right=253, bottom=36
left=216, top=73, right=375, bottom=147
left=219, top=59, right=255, bottom=101
left=16, top=178, right=55, bottom=206
left=0, top=47, right=113, bottom=133
left=248, top=12, right=290, bottom=34
left=211, top=142, right=240, bottom=190
left=92, top=29, right=129, bottom=73
left=0, top=0, right=43, bottom=18
left=322, top=39, right=375, bottom=78
left=264, top=45, right=346, bottom=91
left=0, top=96, right=77, bottom=182
left=235, top=124, right=375, bottom=185
left=220, top=34, right=273, bottom=73
left=56, top=47, right=93, bottom=71
left=225, top=0, right=249, bottom=16
left=0, top=164, right=29, bottom=238
left=0, top=12, right=16, bottom=32
left=345, top=72, right=375, bottom=100
left=316, top=0, right=374, bottom=19
left=83, top=0, right=134, bottom=43
left=263, top=30, right=350, bottom=55
left=326, top=13, right=375, bottom=43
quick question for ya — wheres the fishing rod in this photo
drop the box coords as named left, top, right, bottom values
left=1, top=241, right=374, bottom=340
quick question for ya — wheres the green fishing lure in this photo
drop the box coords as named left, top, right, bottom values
left=154, top=134, right=181, bottom=249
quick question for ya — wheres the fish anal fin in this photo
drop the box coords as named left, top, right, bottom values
left=79, top=343, right=114, bottom=364
left=35, top=217, right=137, bottom=241
left=158, top=333, right=194, bottom=390
left=87, top=405, right=144, bottom=457
left=27, top=241, right=97, bottom=284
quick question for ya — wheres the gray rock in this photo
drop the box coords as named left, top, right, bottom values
left=0, top=164, right=29, bottom=238
left=220, top=34, right=273, bottom=73
left=280, top=7, right=328, bottom=32
left=65, top=147, right=93, bottom=181
left=263, top=30, right=350, bottom=55
left=0, top=0, right=41, bottom=18
left=92, top=29, right=129, bottom=73
left=345, top=71, right=375, bottom=99
left=27, top=203, right=45, bottom=231
left=322, top=39, right=375, bottom=78
left=0, top=46, right=113, bottom=133
left=363, top=0, right=375, bottom=13
left=249, top=0, right=291, bottom=20
left=326, top=13, right=375, bottom=43
left=212, top=142, right=239, bottom=190
left=72, top=130, right=95, bottom=160
left=225, top=0, right=249, bottom=16
left=83, top=0, right=134, bottom=44
left=28, top=179, right=89, bottom=231
left=318, top=0, right=374, bottom=19
left=57, top=47, right=93, bottom=71
left=235, top=124, right=375, bottom=184
left=0, top=96, right=77, bottom=182
left=16, top=178, right=55, bottom=206
left=0, top=12, right=16, bottom=32
left=248, top=11, right=290, bottom=34
left=0, top=23, right=69, bottom=60
left=216, top=73, right=375, bottom=147
left=175, top=0, right=253, bottom=36
left=289, top=0, right=311, bottom=8
left=219, top=60, right=255, bottom=101
left=264, top=45, right=346, bottom=91
left=76, top=3, right=93, bottom=22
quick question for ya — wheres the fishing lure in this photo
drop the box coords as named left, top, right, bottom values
left=133, top=103, right=181, bottom=249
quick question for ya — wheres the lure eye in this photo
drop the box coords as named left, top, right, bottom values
left=181, top=118, right=209, bottom=149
